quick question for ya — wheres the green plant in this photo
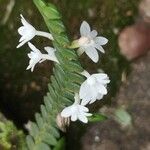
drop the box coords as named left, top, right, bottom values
left=25, top=0, right=85, bottom=149
left=0, top=113, right=26, bottom=150
left=14, top=0, right=110, bottom=149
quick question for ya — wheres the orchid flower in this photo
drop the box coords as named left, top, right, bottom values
left=79, top=70, right=110, bottom=105
left=77, top=21, right=108, bottom=63
left=27, top=42, right=58, bottom=72
left=26, top=42, right=43, bottom=72
left=17, top=14, right=53, bottom=48
left=61, top=93, right=92, bottom=123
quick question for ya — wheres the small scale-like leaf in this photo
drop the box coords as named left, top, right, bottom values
left=34, top=0, right=60, bottom=20
left=47, top=20, right=66, bottom=34
left=42, top=133, right=57, bottom=146
left=44, top=97, right=52, bottom=112
left=34, top=142, right=51, bottom=150
left=26, top=135, right=34, bottom=150
left=54, top=35, right=70, bottom=45
left=30, top=122, right=39, bottom=137
left=35, top=113, right=44, bottom=129
left=66, top=72, right=85, bottom=84
left=64, top=82, right=80, bottom=93
left=62, top=90, right=74, bottom=100
left=53, top=43, right=77, bottom=60
left=47, top=93, right=55, bottom=105
left=51, top=76, right=60, bottom=91
left=41, top=105, right=48, bottom=119
left=48, top=86, right=58, bottom=102
left=61, top=97, right=72, bottom=105
left=48, top=126, right=60, bottom=138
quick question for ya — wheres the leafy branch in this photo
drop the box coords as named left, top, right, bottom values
left=26, top=0, right=85, bottom=149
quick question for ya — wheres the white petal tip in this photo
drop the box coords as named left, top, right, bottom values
left=105, top=38, right=108, bottom=43
left=90, top=57, right=99, bottom=63
left=28, top=42, right=31, bottom=46
left=81, top=101, right=89, bottom=106
left=80, top=118, right=88, bottom=123
left=16, top=44, right=21, bottom=48
left=93, top=59, right=98, bottom=63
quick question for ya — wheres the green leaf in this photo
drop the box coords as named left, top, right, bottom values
left=26, top=135, right=34, bottom=149
left=34, top=143, right=51, bottom=150
left=29, top=122, right=39, bottom=138
left=42, top=133, right=57, bottom=146
left=41, top=105, right=48, bottom=119
left=35, top=113, right=44, bottom=129
left=53, top=137, right=65, bottom=150
left=88, top=113, right=107, bottom=122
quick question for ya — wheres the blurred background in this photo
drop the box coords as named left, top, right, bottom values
left=0, top=0, right=150, bottom=149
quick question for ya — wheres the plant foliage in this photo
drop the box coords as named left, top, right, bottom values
left=26, top=0, right=85, bottom=149
left=0, top=113, right=26, bottom=149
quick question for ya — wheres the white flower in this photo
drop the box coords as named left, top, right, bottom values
left=79, top=70, right=110, bottom=105
left=26, top=42, right=43, bottom=72
left=61, top=93, right=92, bottom=123
left=17, top=14, right=53, bottom=48
left=42, top=47, right=59, bottom=63
left=26, top=42, right=58, bottom=72
left=77, top=21, right=108, bottom=63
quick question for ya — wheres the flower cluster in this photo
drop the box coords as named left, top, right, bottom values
left=61, top=71, right=110, bottom=123
left=61, top=21, right=109, bottom=123
left=17, top=15, right=109, bottom=124
left=17, top=15, right=57, bottom=71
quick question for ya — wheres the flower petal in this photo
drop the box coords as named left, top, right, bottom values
left=85, top=112, right=92, bottom=117
left=95, top=36, right=108, bottom=45
left=71, top=114, right=77, bottom=121
left=85, top=46, right=99, bottom=63
left=96, top=93, right=103, bottom=100
left=89, top=30, right=98, bottom=39
left=17, top=39, right=28, bottom=48
left=94, top=44, right=105, bottom=53
left=44, top=47, right=55, bottom=55
left=78, top=114, right=88, bottom=123
left=61, top=107, right=71, bottom=118
left=20, top=14, right=29, bottom=26
left=18, top=26, right=26, bottom=35
left=93, top=73, right=108, bottom=79
left=81, top=70, right=91, bottom=78
left=81, top=98, right=90, bottom=106
left=89, top=97, right=97, bottom=104
left=79, top=81, right=89, bottom=98
left=28, top=42, right=40, bottom=53
left=19, top=36, right=26, bottom=42
left=79, top=105, right=89, bottom=112
left=26, top=62, right=35, bottom=72
left=41, top=54, right=59, bottom=63
left=96, top=84, right=107, bottom=95
left=78, top=47, right=85, bottom=56
left=93, top=74, right=110, bottom=84
left=80, top=21, right=91, bottom=37
left=43, top=47, right=59, bottom=63
left=31, top=65, right=35, bottom=72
